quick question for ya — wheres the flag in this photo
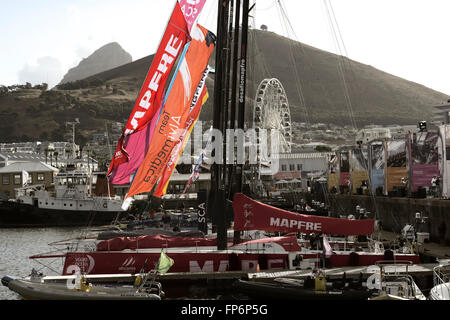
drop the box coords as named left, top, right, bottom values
left=152, top=70, right=210, bottom=198
left=156, top=250, right=174, bottom=274
left=179, top=0, right=207, bottom=34
left=108, top=0, right=208, bottom=179
left=322, top=235, right=333, bottom=258
left=108, top=2, right=188, bottom=175
left=123, top=24, right=215, bottom=202
left=182, top=126, right=213, bottom=194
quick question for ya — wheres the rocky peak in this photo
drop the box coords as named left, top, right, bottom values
left=59, top=42, right=132, bottom=84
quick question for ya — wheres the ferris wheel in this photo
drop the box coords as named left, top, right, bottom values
left=253, top=78, right=292, bottom=173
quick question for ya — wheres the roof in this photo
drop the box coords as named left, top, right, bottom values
left=167, top=173, right=211, bottom=182
left=0, top=152, right=98, bottom=163
left=1, top=152, right=46, bottom=162
left=273, top=171, right=301, bottom=180
left=272, top=152, right=333, bottom=160
left=0, top=161, right=58, bottom=173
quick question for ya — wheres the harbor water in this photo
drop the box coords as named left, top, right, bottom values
left=0, top=227, right=84, bottom=300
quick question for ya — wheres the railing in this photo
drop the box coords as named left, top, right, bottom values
left=431, top=263, right=450, bottom=300
left=374, top=260, right=420, bottom=299
left=375, top=260, right=413, bottom=275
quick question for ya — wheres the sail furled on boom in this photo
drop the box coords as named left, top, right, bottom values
left=123, top=25, right=216, bottom=204
left=233, top=193, right=375, bottom=236
left=108, top=0, right=207, bottom=183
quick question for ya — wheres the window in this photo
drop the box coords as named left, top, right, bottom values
left=2, top=175, right=9, bottom=185
left=37, top=173, right=45, bottom=181
left=281, top=164, right=287, bottom=171
left=14, top=174, right=21, bottom=185
left=297, top=164, right=302, bottom=171
left=289, top=164, right=295, bottom=171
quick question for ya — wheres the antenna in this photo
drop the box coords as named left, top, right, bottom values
left=65, top=118, right=80, bottom=159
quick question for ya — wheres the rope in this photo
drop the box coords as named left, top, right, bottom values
left=322, top=0, right=357, bottom=131
left=276, top=0, right=310, bottom=126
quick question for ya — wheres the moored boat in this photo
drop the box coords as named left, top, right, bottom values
left=367, top=261, right=426, bottom=300
left=233, top=272, right=371, bottom=300
left=1, top=274, right=162, bottom=300
left=29, top=195, right=420, bottom=275
left=429, top=259, right=450, bottom=300
left=0, top=168, right=124, bottom=227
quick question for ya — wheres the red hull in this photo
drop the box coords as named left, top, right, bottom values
left=62, top=250, right=420, bottom=275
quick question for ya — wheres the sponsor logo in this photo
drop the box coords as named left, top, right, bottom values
left=119, top=257, right=137, bottom=272
left=243, top=203, right=253, bottom=228
left=70, top=254, right=95, bottom=274
left=269, top=217, right=322, bottom=232
left=125, top=32, right=183, bottom=135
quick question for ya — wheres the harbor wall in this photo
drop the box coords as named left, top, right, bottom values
left=326, top=195, right=450, bottom=245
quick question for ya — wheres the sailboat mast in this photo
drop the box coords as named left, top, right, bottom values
left=211, top=0, right=251, bottom=250
left=236, top=0, right=250, bottom=195
left=227, top=0, right=241, bottom=199
left=222, top=0, right=236, bottom=187
left=211, top=0, right=230, bottom=250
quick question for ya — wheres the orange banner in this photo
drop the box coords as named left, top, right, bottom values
left=154, top=87, right=209, bottom=197
left=125, top=25, right=215, bottom=201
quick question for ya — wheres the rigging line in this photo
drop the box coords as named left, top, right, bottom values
left=203, top=0, right=218, bottom=30
left=323, top=0, right=357, bottom=131
left=277, top=0, right=328, bottom=128
left=276, top=0, right=310, bottom=127
left=254, top=0, right=277, bottom=12
left=326, top=0, right=360, bottom=89
left=248, top=1, right=272, bottom=82
left=323, top=0, right=361, bottom=132
left=326, top=0, right=364, bottom=129
left=247, top=9, right=272, bottom=82
left=249, top=0, right=262, bottom=83
left=322, top=1, right=354, bottom=128
left=249, top=30, right=272, bottom=80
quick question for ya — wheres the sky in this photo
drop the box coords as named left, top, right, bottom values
left=1, top=0, right=450, bottom=95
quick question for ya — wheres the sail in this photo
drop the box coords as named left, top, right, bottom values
left=108, top=0, right=207, bottom=182
left=232, top=193, right=375, bottom=236
left=153, top=82, right=210, bottom=197
left=124, top=25, right=216, bottom=202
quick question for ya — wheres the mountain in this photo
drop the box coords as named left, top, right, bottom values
left=0, top=29, right=449, bottom=143
left=244, top=30, right=449, bottom=127
left=59, top=42, right=132, bottom=85
left=73, top=29, right=450, bottom=126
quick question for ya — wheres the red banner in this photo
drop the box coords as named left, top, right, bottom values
left=232, top=193, right=374, bottom=235
left=108, top=2, right=189, bottom=175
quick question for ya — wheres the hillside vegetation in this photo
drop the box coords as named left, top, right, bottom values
left=0, top=29, right=448, bottom=142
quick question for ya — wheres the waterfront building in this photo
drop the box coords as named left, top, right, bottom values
left=0, top=161, right=58, bottom=199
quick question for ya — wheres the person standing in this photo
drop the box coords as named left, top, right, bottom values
left=162, top=211, right=171, bottom=230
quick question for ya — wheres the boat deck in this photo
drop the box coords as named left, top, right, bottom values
left=39, top=263, right=438, bottom=285
left=247, top=263, right=437, bottom=281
